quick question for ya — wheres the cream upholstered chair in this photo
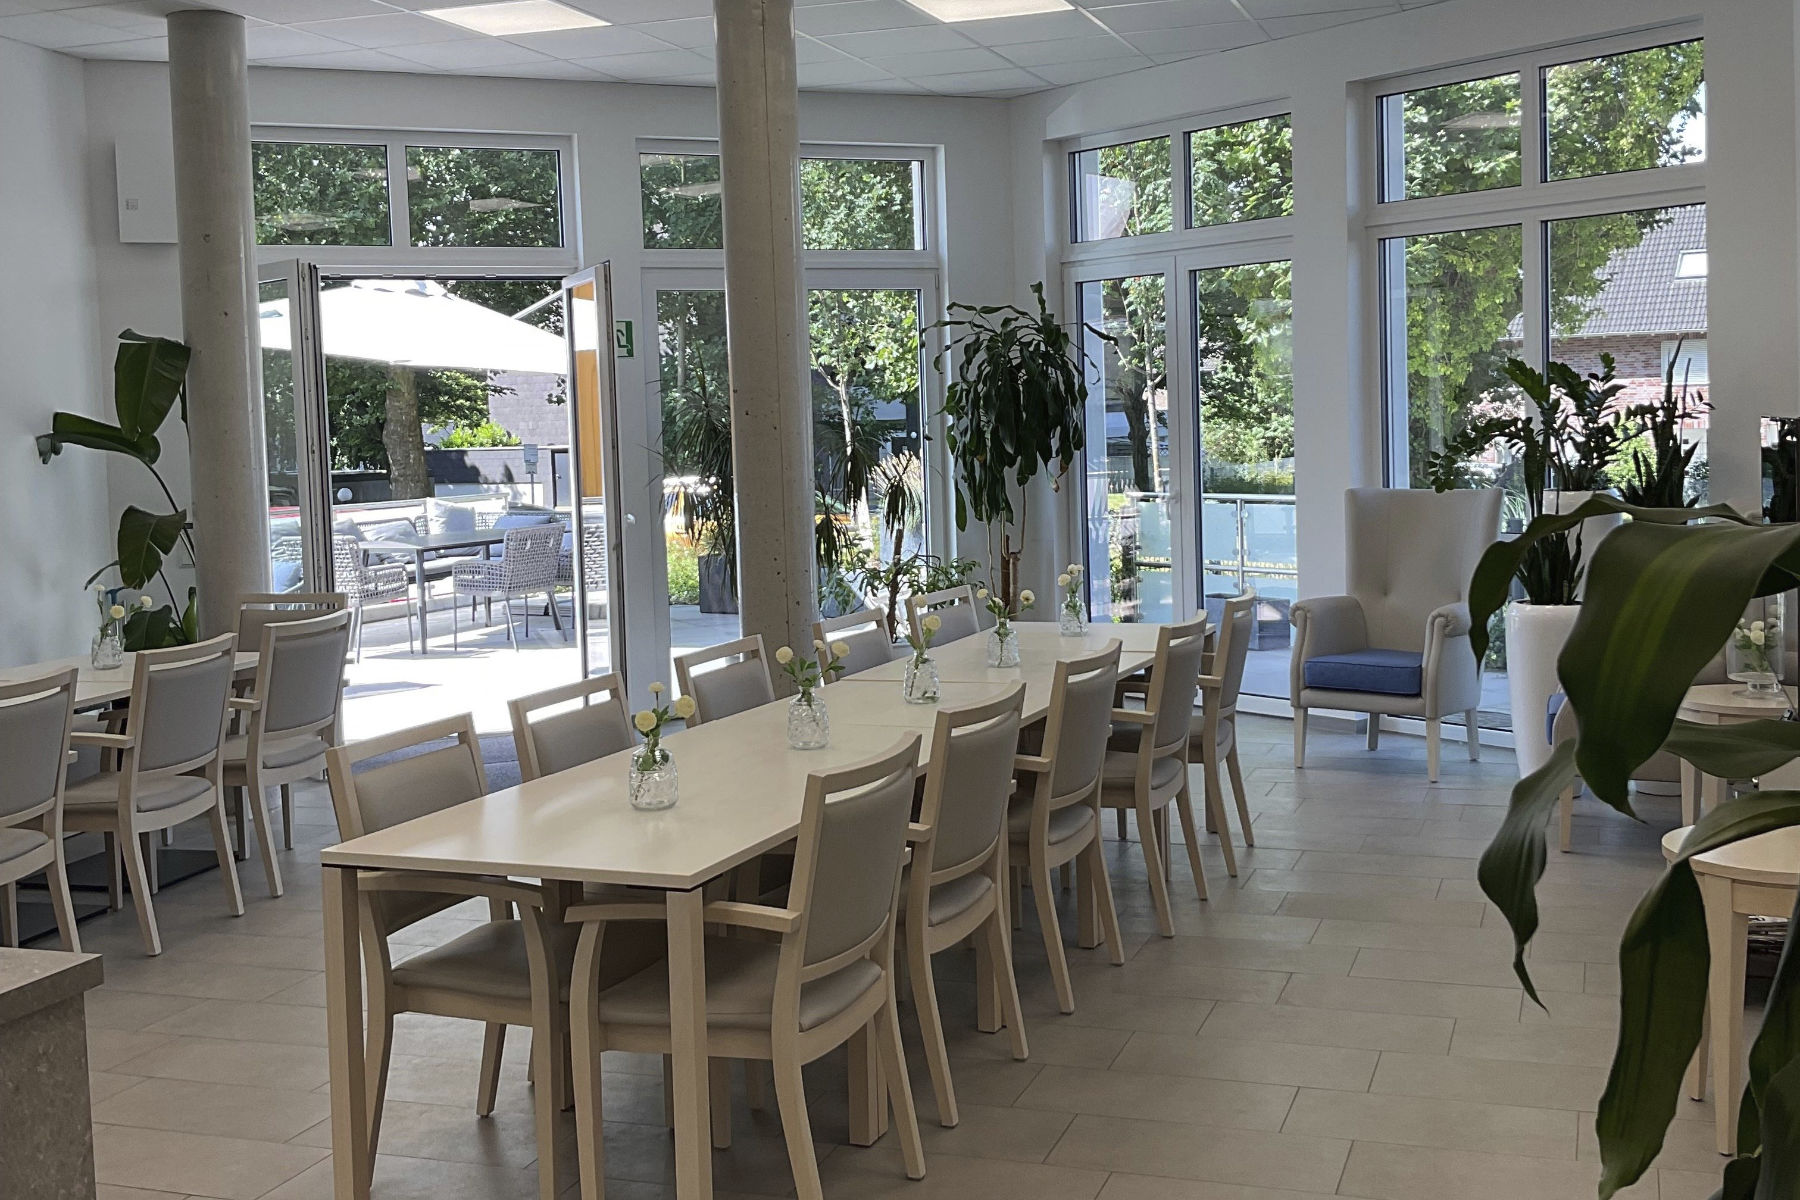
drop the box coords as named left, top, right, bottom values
left=1290, top=487, right=1503, bottom=782
left=1100, top=617, right=1210, bottom=937
left=565, top=736, right=928, bottom=1200
left=1009, top=642, right=1126, bottom=1014
left=235, top=591, right=346, bottom=650
left=674, top=634, right=774, bottom=723
left=1189, top=592, right=1258, bottom=875
left=509, top=673, right=635, bottom=782
left=907, top=585, right=981, bottom=644
left=814, top=610, right=896, bottom=679
left=223, top=610, right=352, bottom=896
left=0, top=669, right=81, bottom=952
left=63, top=635, right=245, bottom=956
left=901, top=685, right=1029, bottom=1128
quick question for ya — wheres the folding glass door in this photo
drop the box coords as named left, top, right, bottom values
left=255, top=259, right=330, bottom=593
left=561, top=264, right=627, bottom=681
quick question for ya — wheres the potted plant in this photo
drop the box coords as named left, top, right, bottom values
left=1470, top=494, right=1800, bottom=1197
left=1428, top=353, right=1630, bottom=774
left=660, top=381, right=737, bottom=614
left=928, top=283, right=1101, bottom=610
left=1617, top=336, right=1709, bottom=509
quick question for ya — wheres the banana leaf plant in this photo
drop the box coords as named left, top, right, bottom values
left=1472, top=494, right=1800, bottom=1197
left=37, top=330, right=198, bottom=649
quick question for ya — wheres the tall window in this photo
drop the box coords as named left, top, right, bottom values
left=252, top=141, right=391, bottom=246
left=639, top=153, right=923, bottom=251
left=1378, top=73, right=1522, bottom=202
left=1189, top=114, right=1292, bottom=227
left=1544, top=40, right=1704, bottom=181
left=1072, top=136, right=1173, bottom=242
left=405, top=146, right=562, bottom=248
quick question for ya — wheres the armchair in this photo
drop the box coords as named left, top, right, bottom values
left=1290, top=487, right=1502, bottom=782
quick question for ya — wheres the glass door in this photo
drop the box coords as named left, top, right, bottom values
left=254, top=259, right=329, bottom=592
left=562, top=265, right=626, bottom=679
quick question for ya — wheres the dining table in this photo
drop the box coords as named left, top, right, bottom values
left=357, top=527, right=513, bottom=654
left=317, top=620, right=1182, bottom=1200
left=0, top=650, right=259, bottom=709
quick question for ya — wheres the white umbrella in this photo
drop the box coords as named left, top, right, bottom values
left=258, top=278, right=567, bottom=375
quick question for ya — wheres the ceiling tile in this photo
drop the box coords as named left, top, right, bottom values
left=953, top=8, right=1100, bottom=45
left=504, top=24, right=681, bottom=56
left=387, top=36, right=554, bottom=68
left=1258, top=7, right=1393, bottom=36
left=861, top=45, right=1009, bottom=73
left=1122, top=19, right=1265, bottom=53
left=1089, top=0, right=1252, bottom=32
left=290, top=12, right=482, bottom=49
left=914, top=66, right=1044, bottom=94
left=573, top=0, right=715, bottom=18
left=1028, top=54, right=1151, bottom=84
left=467, top=57, right=611, bottom=78
left=243, top=24, right=355, bottom=58
left=570, top=47, right=710, bottom=77
left=209, top=0, right=391, bottom=20
left=821, top=23, right=974, bottom=56
left=795, top=0, right=937, bottom=37
left=74, top=33, right=165, bottom=58
left=258, top=46, right=435, bottom=70
left=1238, top=0, right=1393, bottom=16
left=0, top=8, right=151, bottom=47
left=794, top=35, right=852, bottom=63
left=796, top=58, right=897, bottom=85
left=991, top=33, right=1131, bottom=65
left=634, top=16, right=713, bottom=47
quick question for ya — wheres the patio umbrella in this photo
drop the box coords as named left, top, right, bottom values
left=258, top=278, right=567, bottom=375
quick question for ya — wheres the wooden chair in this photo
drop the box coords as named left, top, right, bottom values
left=1101, top=617, right=1210, bottom=937
left=1009, top=642, right=1126, bottom=1014
left=509, top=673, right=635, bottom=782
left=234, top=591, right=346, bottom=652
left=1188, top=593, right=1258, bottom=874
left=63, top=635, right=244, bottom=956
left=0, top=669, right=81, bottom=952
left=674, top=634, right=774, bottom=723
left=901, top=685, right=1029, bottom=1128
left=222, top=610, right=352, bottom=896
left=906, top=585, right=981, bottom=645
left=565, top=736, right=928, bottom=1200
left=814, top=610, right=896, bottom=679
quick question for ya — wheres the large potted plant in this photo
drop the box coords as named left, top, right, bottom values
left=928, top=283, right=1098, bottom=609
left=1471, top=495, right=1800, bottom=1198
left=660, top=378, right=737, bottom=614
left=1429, top=353, right=1629, bottom=774
left=36, top=330, right=198, bottom=649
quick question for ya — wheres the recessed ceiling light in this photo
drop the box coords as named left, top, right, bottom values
left=901, top=0, right=1073, bottom=22
left=423, top=1, right=608, bottom=37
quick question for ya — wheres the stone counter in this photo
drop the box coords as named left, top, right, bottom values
left=0, top=948, right=103, bottom=1200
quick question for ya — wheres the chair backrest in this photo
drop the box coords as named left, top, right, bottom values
left=236, top=591, right=346, bottom=649
left=509, top=673, right=634, bottom=781
left=674, top=634, right=773, bottom=723
left=0, top=669, right=77, bottom=826
left=1144, top=616, right=1210, bottom=753
left=1345, top=487, right=1502, bottom=652
left=907, top=585, right=980, bottom=644
left=330, top=536, right=375, bottom=598
left=1210, top=592, right=1257, bottom=718
left=130, top=634, right=238, bottom=776
left=1040, top=641, right=1123, bottom=802
left=580, top=518, right=608, bottom=588
left=814, top=610, right=895, bottom=679
left=498, top=524, right=561, bottom=589
left=785, top=736, right=921, bottom=978
left=917, top=685, right=1025, bottom=878
left=255, top=610, right=352, bottom=741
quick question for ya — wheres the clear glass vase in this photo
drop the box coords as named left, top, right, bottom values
left=788, top=693, right=830, bottom=749
left=1059, top=604, right=1085, bottom=638
left=986, top=619, right=1020, bottom=667
left=902, top=654, right=939, bottom=704
left=1728, top=594, right=1787, bottom=698
left=627, top=747, right=678, bottom=811
left=90, top=628, right=124, bottom=670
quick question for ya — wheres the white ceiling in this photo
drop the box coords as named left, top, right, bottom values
left=0, top=0, right=1451, bottom=97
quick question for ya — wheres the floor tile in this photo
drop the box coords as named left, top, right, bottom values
left=1046, top=1114, right=1350, bottom=1193
left=1200, top=1002, right=1454, bottom=1054
left=1110, top=1032, right=1377, bottom=1091
left=1281, top=1088, right=1578, bottom=1159
left=1370, top=1051, right=1608, bottom=1111
left=1277, top=973, right=1523, bottom=1021
left=1335, top=1141, right=1657, bottom=1200
left=92, top=1123, right=327, bottom=1200
left=1015, top=1064, right=1296, bottom=1131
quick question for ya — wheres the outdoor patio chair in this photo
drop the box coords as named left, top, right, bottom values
left=331, top=534, right=415, bottom=662
left=451, top=524, right=564, bottom=651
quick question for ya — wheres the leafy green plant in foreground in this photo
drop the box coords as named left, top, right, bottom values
left=1472, top=495, right=1800, bottom=1196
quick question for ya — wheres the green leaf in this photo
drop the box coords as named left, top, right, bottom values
left=1742, top=884, right=1800, bottom=1159
left=1475, top=740, right=1578, bottom=1003
left=116, top=506, right=187, bottom=589
left=113, top=328, right=190, bottom=444
left=1663, top=719, right=1800, bottom=783
left=1753, top=1058, right=1800, bottom=1199
left=40, top=412, right=158, bottom=464
left=179, top=587, right=198, bottom=643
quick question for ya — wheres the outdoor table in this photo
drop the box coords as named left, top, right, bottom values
left=358, top=528, right=511, bottom=653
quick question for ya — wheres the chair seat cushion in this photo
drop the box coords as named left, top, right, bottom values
left=1007, top=798, right=1095, bottom=845
left=63, top=772, right=212, bottom=815
left=902, top=869, right=993, bottom=928
left=1303, top=649, right=1424, bottom=697
left=597, top=937, right=881, bottom=1033
left=223, top=732, right=328, bottom=773
left=0, top=828, right=49, bottom=867
left=391, top=919, right=582, bottom=1004
left=1100, top=751, right=1186, bottom=793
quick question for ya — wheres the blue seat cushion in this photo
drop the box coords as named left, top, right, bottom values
left=1303, top=649, right=1423, bottom=697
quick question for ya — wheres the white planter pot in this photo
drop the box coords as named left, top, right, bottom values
left=1506, top=600, right=1583, bottom=776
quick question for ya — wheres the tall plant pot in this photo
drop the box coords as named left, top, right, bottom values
left=1507, top=600, right=1582, bottom=776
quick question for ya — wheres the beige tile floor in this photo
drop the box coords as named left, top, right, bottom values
left=67, top=715, right=1724, bottom=1200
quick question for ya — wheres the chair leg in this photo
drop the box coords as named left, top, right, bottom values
left=529, top=1002, right=565, bottom=1200
left=1426, top=718, right=1442, bottom=783
left=1030, top=852, right=1076, bottom=1013
left=772, top=1051, right=824, bottom=1200
left=1558, top=786, right=1575, bottom=853
left=906, top=930, right=958, bottom=1127
left=48, top=837, right=81, bottom=954
left=104, top=833, right=122, bottom=911
left=452, top=595, right=460, bottom=652
left=1366, top=715, right=1380, bottom=750
left=572, top=1002, right=608, bottom=1200
left=1293, top=707, right=1307, bottom=768
left=709, top=1059, right=733, bottom=1149
left=983, top=909, right=1029, bottom=1060
left=247, top=783, right=284, bottom=899
left=119, top=828, right=162, bottom=956
left=0, top=882, right=16, bottom=947
left=1226, top=746, right=1255, bottom=847
left=1137, top=798, right=1175, bottom=938
left=1174, top=782, right=1211, bottom=902
left=1082, top=837, right=1127, bottom=966
left=1114, top=809, right=1128, bottom=840
left=476, top=1023, right=506, bottom=1116
left=141, top=832, right=160, bottom=893
left=547, top=592, right=564, bottom=636
left=281, top=782, right=295, bottom=851
left=365, top=988, right=395, bottom=1159
left=353, top=604, right=365, bottom=664
left=874, top=991, right=927, bottom=1182
left=1466, top=709, right=1482, bottom=761
left=205, top=797, right=247, bottom=919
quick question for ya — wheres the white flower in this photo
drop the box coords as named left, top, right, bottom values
left=673, top=695, right=697, bottom=720
left=831, top=640, right=850, bottom=658
left=649, top=681, right=665, bottom=695
left=1057, top=574, right=1071, bottom=588
left=1068, top=563, right=1082, bottom=575
left=91, top=583, right=106, bottom=596
left=1752, top=628, right=1767, bottom=647
left=634, top=710, right=658, bottom=733
left=1019, top=590, right=1035, bottom=606
left=138, top=594, right=155, bottom=608
left=813, top=639, right=827, bottom=654
left=923, top=614, right=942, bottom=634
left=108, top=604, right=126, bottom=620
left=977, top=588, right=989, bottom=600
left=775, top=645, right=795, bottom=665
left=1752, top=621, right=1767, bottom=633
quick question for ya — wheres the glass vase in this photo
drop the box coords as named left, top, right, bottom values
left=986, top=619, right=1020, bottom=668
left=90, top=628, right=124, bottom=670
left=627, top=747, right=678, bottom=811
left=902, top=654, right=939, bottom=704
left=1728, top=595, right=1787, bottom=698
left=787, top=693, right=830, bottom=750
left=1059, top=604, right=1085, bottom=638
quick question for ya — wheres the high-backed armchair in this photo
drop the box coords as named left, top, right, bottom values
left=1290, top=487, right=1503, bottom=782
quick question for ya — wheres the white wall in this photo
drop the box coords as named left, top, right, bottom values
left=1010, top=0, right=1800, bottom=607
left=0, top=37, right=114, bottom=664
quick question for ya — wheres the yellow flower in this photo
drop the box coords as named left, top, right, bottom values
left=108, top=604, right=126, bottom=620
left=830, top=640, right=850, bottom=658
left=634, top=710, right=657, bottom=733
left=648, top=681, right=665, bottom=695
left=922, top=614, right=942, bottom=633
left=775, top=645, right=795, bottom=665
left=673, top=695, right=697, bottom=719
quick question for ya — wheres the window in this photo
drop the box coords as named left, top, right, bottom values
left=1072, top=137, right=1173, bottom=242
left=639, top=153, right=923, bottom=251
left=1378, top=73, right=1521, bottom=202
left=406, top=146, right=562, bottom=248
left=1188, top=114, right=1292, bottom=227
left=1544, top=40, right=1704, bottom=181
left=252, top=141, right=391, bottom=246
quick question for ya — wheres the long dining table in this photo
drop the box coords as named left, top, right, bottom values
left=0, top=650, right=259, bottom=709
left=318, top=620, right=1178, bottom=1200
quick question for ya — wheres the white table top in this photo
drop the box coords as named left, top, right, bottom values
left=855, top=621, right=1163, bottom=684
left=0, top=651, right=258, bottom=709
left=1678, top=683, right=1798, bottom=719
left=1661, top=824, right=1800, bottom=887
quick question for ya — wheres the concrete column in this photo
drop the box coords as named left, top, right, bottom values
left=169, top=9, right=268, bottom=636
left=714, top=0, right=817, bottom=663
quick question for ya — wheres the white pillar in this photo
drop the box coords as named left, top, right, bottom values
left=714, top=0, right=817, bottom=659
left=168, top=9, right=269, bottom=636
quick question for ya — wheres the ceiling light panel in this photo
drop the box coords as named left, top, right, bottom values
left=423, top=1, right=608, bottom=36
left=902, top=0, right=1073, bottom=22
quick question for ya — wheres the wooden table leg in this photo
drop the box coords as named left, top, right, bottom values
left=666, top=887, right=713, bottom=1200
left=1700, top=872, right=1747, bottom=1156
left=323, top=865, right=370, bottom=1200
left=1680, top=759, right=1699, bottom=826
left=1701, top=772, right=1727, bottom=818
